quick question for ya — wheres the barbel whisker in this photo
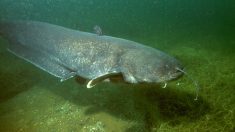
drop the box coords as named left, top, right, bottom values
left=176, top=67, right=200, bottom=100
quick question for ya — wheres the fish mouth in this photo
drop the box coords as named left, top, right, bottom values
left=168, top=67, right=185, bottom=81
left=169, top=72, right=184, bottom=81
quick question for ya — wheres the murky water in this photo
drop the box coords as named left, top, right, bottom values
left=0, top=0, right=234, bottom=131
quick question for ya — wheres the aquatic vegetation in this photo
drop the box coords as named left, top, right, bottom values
left=0, top=0, right=234, bottom=131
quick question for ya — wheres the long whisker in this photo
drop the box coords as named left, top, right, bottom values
left=176, top=67, right=200, bottom=100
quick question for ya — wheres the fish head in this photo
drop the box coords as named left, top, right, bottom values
left=150, top=54, right=184, bottom=83
left=123, top=48, right=184, bottom=83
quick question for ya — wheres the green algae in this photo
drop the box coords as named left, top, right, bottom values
left=0, top=0, right=235, bottom=131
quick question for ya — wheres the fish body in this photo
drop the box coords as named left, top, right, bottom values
left=0, top=21, right=184, bottom=88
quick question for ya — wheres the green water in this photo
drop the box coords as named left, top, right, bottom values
left=0, top=0, right=234, bottom=131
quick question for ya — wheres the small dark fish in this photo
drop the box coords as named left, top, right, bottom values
left=0, top=20, right=184, bottom=89
left=93, top=25, right=102, bottom=36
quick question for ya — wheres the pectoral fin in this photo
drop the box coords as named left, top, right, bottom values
left=87, top=79, right=96, bottom=88
left=86, top=72, right=121, bottom=88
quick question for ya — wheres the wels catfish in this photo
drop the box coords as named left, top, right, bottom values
left=0, top=20, right=185, bottom=90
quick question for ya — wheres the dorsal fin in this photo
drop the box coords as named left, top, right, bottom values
left=93, top=25, right=102, bottom=36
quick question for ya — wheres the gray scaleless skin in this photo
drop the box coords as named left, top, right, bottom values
left=0, top=20, right=184, bottom=88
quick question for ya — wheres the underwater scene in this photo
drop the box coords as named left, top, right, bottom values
left=0, top=0, right=234, bottom=131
